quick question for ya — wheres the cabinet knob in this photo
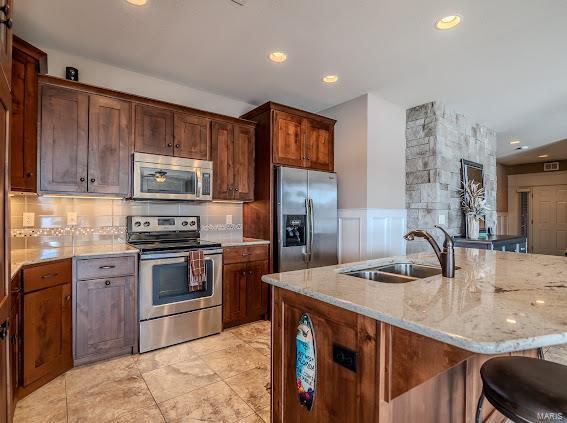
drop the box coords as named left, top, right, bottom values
left=167, top=143, right=173, bottom=147
left=80, top=177, right=86, bottom=182
left=0, top=18, right=12, bottom=29
left=175, top=144, right=180, bottom=148
left=241, top=271, right=246, bottom=276
left=248, top=271, right=253, bottom=275
left=105, top=280, right=111, bottom=286
left=90, top=178, right=96, bottom=183
left=228, top=187, right=233, bottom=191
left=234, top=187, right=239, bottom=192
left=26, top=172, right=33, bottom=178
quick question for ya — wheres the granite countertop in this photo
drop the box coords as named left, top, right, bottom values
left=262, top=248, right=567, bottom=354
left=453, top=235, right=527, bottom=244
left=11, top=244, right=139, bottom=279
left=217, top=237, right=270, bottom=248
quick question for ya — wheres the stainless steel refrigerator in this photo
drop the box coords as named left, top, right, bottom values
left=275, top=166, right=338, bottom=272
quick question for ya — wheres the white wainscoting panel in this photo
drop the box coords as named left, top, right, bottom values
left=338, top=209, right=406, bottom=264
left=496, top=212, right=509, bottom=235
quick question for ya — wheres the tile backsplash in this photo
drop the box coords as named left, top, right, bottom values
left=10, top=195, right=243, bottom=250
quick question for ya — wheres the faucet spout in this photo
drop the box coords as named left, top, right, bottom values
left=403, top=226, right=455, bottom=278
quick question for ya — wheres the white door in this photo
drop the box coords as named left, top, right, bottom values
left=531, top=185, right=567, bottom=255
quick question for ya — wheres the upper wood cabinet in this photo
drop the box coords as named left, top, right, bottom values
left=212, top=120, right=255, bottom=201
left=134, top=104, right=174, bottom=156
left=88, top=95, right=131, bottom=195
left=272, top=109, right=334, bottom=171
left=174, top=113, right=210, bottom=160
left=40, top=85, right=89, bottom=193
left=10, top=38, right=47, bottom=193
left=0, top=0, right=13, bottom=89
left=40, top=84, right=132, bottom=196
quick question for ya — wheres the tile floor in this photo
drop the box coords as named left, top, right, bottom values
left=13, top=321, right=271, bottom=423
left=12, top=319, right=567, bottom=423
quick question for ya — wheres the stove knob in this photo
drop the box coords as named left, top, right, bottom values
left=181, top=221, right=188, bottom=226
left=134, top=221, right=141, bottom=227
left=143, top=221, right=150, bottom=227
left=189, top=221, right=196, bottom=227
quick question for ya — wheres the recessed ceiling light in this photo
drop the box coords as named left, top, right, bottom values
left=510, top=140, right=521, bottom=145
left=506, top=318, right=517, bottom=324
left=126, top=0, right=148, bottom=5
left=435, top=15, right=462, bottom=30
left=538, top=154, right=549, bottom=158
left=322, top=75, right=339, bottom=84
left=535, top=299, right=545, bottom=304
left=268, top=52, right=287, bottom=63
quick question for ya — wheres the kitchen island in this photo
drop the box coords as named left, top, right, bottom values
left=262, top=249, right=567, bottom=422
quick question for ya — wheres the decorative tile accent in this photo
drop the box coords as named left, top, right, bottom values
left=202, top=223, right=243, bottom=231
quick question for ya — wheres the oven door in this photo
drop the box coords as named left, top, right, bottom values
left=133, top=160, right=212, bottom=201
left=139, top=250, right=222, bottom=320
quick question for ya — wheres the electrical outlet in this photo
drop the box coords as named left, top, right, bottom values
left=67, top=212, right=78, bottom=226
left=23, top=212, right=35, bottom=227
left=438, top=214, right=446, bottom=225
left=226, top=215, right=233, bottom=225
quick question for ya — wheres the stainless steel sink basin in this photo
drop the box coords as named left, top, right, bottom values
left=375, top=263, right=443, bottom=279
left=344, top=262, right=450, bottom=283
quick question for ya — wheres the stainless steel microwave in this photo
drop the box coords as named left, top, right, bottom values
left=132, top=153, right=213, bottom=201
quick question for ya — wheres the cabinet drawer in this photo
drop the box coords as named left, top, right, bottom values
left=23, top=259, right=72, bottom=293
left=224, top=245, right=269, bottom=264
left=76, top=255, right=136, bottom=280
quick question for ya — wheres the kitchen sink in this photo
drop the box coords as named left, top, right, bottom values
left=343, top=262, right=449, bottom=283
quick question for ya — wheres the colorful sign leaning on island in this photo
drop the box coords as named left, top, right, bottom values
left=296, top=313, right=317, bottom=411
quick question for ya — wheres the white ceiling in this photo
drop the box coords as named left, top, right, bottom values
left=14, top=0, right=567, bottom=158
left=498, top=139, right=567, bottom=166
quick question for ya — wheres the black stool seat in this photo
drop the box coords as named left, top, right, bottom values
left=480, top=356, right=567, bottom=422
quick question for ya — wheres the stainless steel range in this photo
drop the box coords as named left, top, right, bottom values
left=127, top=216, right=222, bottom=353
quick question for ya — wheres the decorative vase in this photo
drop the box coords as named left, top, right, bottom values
left=466, top=214, right=480, bottom=239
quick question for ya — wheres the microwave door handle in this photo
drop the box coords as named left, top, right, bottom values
left=196, top=169, right=201, bottom=198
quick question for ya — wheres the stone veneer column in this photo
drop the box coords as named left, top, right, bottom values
left=405, top=101, right=497, bottom=254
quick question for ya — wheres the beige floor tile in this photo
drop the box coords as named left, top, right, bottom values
left=142, top=358, right=220, bottom=403
left=66, top=355, right=139, bottom=395
left=237, top=414, right=265, bottom=423
left=135, top=342, right=196, bottom=373
left=158, top=381, right=255, bottom=422
left=202, top=343, right=269, bottom=379
left=257, top=406, right=271, bottom=422
left=189, top=331, right=245, bottom=355
left=545, top=344, right=567, bottom=365
left=225, top=366, right=271, bottom=412
left=67, top=374, right=155, bottom=423
left=228, top=321, right=271, bottom=344
left=112, top=405, right=165, bottom=423
left=13, top=375, right=67, bottom=423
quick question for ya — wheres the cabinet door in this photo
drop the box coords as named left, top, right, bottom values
left=0, top=301, right=8, bottom=423
left=11, top=48, right=38, bottom=192
left=223, top=263, right=248, bottom=327
left=40, top=85, right=89, bottom=193
left=23, top=283, right=72, bottom=387
left=211, top=120, right=234, bottom=200
left=134, top=104, right=174, bottom=155
left=9, top=273, right=21, bottom=402
left=233, top=124, right=255, bottom=201
left=273, top=111, right=304, bottom=167
left=0, top=0, right=12, bottom=89
left=88, top=95, right=131, bottom=195
left=75, top=276, right=135, bottom=359
left=305, top=119, right=333, bottom=171
left=245, top=260, right=269, bottom=319
left=174, top=112, right=210, bottom=160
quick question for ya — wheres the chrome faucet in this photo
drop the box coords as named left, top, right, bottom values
left=404, top=225, right=455, bottom=278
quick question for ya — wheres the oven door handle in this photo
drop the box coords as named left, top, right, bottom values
left=140, top=249, right=223, bottom=261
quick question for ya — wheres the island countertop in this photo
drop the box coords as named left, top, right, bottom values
left=262, top=248, right=567, bottom=354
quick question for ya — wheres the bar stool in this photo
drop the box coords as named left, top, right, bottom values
left=475, top=356, right=567, bottom=423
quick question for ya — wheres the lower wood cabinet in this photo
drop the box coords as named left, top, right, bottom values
left=74, top=255, right=137, bottom=365
left=9, top=272, right=22, bottom=411
left=21, top=259, right=73, bottom=397
left=222, top=245, right=269, bottom=328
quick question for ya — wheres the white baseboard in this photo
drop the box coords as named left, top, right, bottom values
left=338, top=209, right=407, bottom=264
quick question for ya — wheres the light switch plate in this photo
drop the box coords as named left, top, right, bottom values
left=438, top=214, right=446, bottom=225
left=67, top=212, right=78, bottom=226
left=226, top=215, right=233, bottom=225
left=23, top=212, right=35, bottom=227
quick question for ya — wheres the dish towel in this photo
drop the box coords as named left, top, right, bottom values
left=189, top=250, right=206, bottom=292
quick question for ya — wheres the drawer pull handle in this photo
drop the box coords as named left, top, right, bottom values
left=241, top=253, right=250, bottom=256
left=105, top=280, right=111, bottom=286
left=41, top=272, right=59, bottom=279
left=99, top=265, right=116, bottom=269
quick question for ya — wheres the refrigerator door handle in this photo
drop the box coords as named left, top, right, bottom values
left=304, top=197, right=312, bottom=263
left=308, top=198, right=315, bottom=260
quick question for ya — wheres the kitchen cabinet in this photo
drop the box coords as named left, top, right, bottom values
left=39, top=83, right=132, bottom=196
left=273, top=110, right=303, bottom=167
left=74, top=255, right=137, bottom=365
left=134, top=104, right=174, bottom=156
left=9, top=273, right=22, bottom=410
left=21, top=260, right=73, bottom=397
left=0, top=0, right=12, bottom=88
left=212, top=120, right=255, bottom=201
left=10, top=37, right=47, bottom=192
left=222, top=245, right=269, bottom=328
left=174, top=112, right=210, bottom=159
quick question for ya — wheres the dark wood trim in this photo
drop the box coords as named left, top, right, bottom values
left=241, top=101, right=336, bottom=125
left=13, top=36, right=47, bottom=74
left=38, top=75, right=256, bottom=128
